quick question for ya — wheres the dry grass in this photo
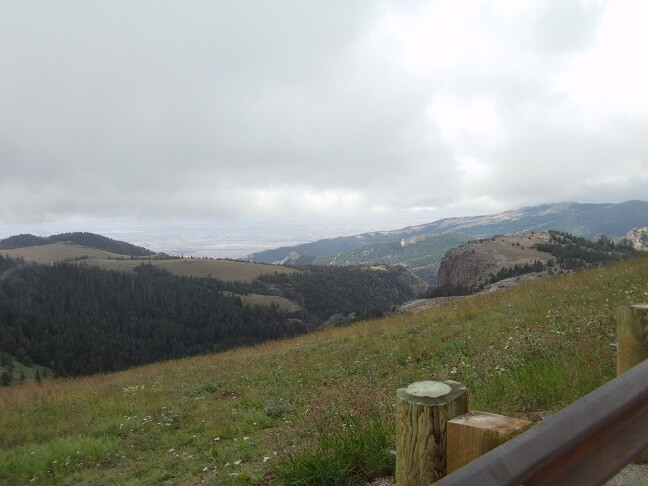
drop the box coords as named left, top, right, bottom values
left=239, top=294, right=296, bottom=311
left=3, top=243, right=297, bottom=283
left=1, top=257, right=646, bottom=484
left=90, top=258, right=297, bottom=282
left=1, top=242, right=125, bottom=264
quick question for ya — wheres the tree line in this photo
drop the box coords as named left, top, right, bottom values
left=536, top=231, right=637, bottom=270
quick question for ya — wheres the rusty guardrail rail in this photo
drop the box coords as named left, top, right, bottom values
left=435, top=358, right=648, bottom=485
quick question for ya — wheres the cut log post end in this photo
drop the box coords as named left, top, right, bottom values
left=396, top=379, right=468, bottom=486
left=447, top=411, right=531, bottom=474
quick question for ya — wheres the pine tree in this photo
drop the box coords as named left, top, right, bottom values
left=0, top=371, right=11, bottom=386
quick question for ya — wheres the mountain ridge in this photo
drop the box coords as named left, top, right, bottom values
left=247, top=200, right=648, bottom=265
left=0, top=231, right=155, bottom=256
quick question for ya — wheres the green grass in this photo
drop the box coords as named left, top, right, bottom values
left=91, top=258, right=297, bottom=282
left=240, top=294, right=296, bottom=311
left=0, top=358, right=53, bottom=386
left=276, top=410, right=395, bottom=485
left=0, top=257, right=646, bottom=484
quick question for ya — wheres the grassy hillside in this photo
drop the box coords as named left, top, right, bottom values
left=0, top=355, right=53, bottom=386
left=1, top=257, right=646, bottom=484
left=3, top=242, right=297, bottom=283
left=1, top=242, right=127, bottom=264
left=90, top=258, right=297, bottom=283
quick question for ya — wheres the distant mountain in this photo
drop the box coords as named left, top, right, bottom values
left=0, top=232, right=155, bottom=256
left=314, top=231, right=472, bottom=266
left=247, top=201, right=648, bottom=265
left=313, top=231, right=473, bottom=283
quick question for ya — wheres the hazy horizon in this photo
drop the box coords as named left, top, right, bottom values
left=1, top=199, right=645, bottom=259
left=2, top=1, right=647, bottom=248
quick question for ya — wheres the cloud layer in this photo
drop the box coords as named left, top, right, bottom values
left=1, top=0, right=647, bottom=226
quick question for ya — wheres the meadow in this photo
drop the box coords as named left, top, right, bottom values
left=90, top=258, right=297, bottom=283
left=1, top=257, right=646, bottom=485
left=2, top=243, right=297, bottom=283
left=1, top=242, right=125, bottom=264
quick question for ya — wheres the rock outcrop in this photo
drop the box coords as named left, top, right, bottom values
left=437, top=233, right=552, bottom=289
left=614, top=227, right=648, bottom=251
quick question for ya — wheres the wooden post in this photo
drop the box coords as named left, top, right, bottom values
left=446, top=411, right=531, bottom=473
left=617, top=304, right=648, bottom=375
left=617, top=303, right=648, bottom=463
left=396, top=379, right=468, bottom=485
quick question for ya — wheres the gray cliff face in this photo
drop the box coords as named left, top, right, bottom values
left=437, top=247, right=497, bottom=288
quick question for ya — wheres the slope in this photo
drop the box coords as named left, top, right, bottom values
left=314, top=231, right=473, bottom=283
left=2, top=238, right=297, bottom=283
left=1, top=256, right=646, bottom=484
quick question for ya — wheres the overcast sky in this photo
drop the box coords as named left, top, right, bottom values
left=1, top=1, right=647, bottom=252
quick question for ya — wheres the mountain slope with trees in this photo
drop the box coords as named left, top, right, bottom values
left=0, top=257, right=302, bottom=376
left=314, top=231, right=473, bottom=283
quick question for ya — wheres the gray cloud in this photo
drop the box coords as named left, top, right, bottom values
left=0, top=0, right=646, bottom=229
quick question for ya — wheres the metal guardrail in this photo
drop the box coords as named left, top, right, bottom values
left=435, top=359, right=648, bottom=486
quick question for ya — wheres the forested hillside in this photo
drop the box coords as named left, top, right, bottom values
left=0, top=257, right=303, bottom=376
left=259, top=265, right=422, bottom=320
left=0, top=258, right=422, bottom=377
